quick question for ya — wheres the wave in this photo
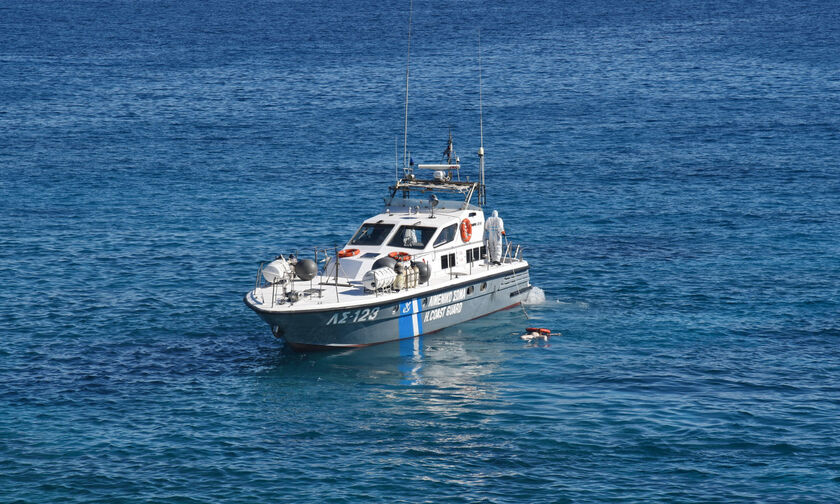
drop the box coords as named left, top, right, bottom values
left=523, top=286, right=546, bottom=305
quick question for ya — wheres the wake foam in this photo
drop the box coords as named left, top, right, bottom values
left=523, top=286, right=546, bottom=305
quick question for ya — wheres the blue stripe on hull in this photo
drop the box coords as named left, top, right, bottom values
left=398, top=298, right=423, bottom=339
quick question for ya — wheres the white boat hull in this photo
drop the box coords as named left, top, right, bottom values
left=245, top=266, right=530, bottom=350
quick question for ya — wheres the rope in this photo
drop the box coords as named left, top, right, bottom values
left=506, top=238, right=530, bottom=319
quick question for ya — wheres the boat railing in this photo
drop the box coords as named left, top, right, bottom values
left=385, top=197, right=481, bottom=212
left=405, top=236, right=524, bottom=281
left=252, top=238, right=525, bottom=305
left=502, top=238, right=524, bottom=264
left=253, top=246, right=350, bottom=306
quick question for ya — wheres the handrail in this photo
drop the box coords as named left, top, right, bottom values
left=251, top=238, right=525, bottom=295
left=502, top=237, right=529, bottom=317
left=254, top=261, right=263, bottom=292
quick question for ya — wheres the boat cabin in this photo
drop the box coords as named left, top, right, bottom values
left=323, top=169, right=488, bottom=283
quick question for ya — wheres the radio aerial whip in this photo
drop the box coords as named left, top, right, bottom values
left=478, top=28, right=486, bottom=207
left=403, top=0, right=413, bottom=174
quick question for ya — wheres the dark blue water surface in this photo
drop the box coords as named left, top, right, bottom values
left=3, top=0, right=840, bottom=502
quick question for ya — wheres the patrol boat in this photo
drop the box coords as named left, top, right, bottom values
left=243, top=137, right=531, bottom=350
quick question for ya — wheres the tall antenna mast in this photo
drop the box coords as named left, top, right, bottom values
left=478, top=28, right=486, bottom=206
left=403, top=0, right=413, bottom=173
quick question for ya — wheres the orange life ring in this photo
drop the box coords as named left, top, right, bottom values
left=460, top=218, right=472, bottom=242
left=526, top=327, right=551, bottom=336
left=338, top=248, right=360, bottom=258
left=388, top=251, right=412, bottom=262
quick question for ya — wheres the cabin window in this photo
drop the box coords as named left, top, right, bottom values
left=350, top=223, right=395, bottom=246
left=466, top=246, right=483, bottom=263
left=480, top=282, right=487, bottom=291
left=433, top=223, right=458, bottom=248
left=467, top=286, right=474, bottom=295
left=441, top=253, right=456, bottom=269
left=388, top=225, right=436, bottom=249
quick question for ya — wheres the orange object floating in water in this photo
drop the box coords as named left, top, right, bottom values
left=525, top=327, right=551, bottom=336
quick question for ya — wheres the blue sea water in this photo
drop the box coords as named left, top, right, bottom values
left=2, top=0, right=840, bottom=502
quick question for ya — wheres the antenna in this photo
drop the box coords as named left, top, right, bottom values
left=478, top=28, right=486, bottom=207
left=403, top=0, right=413, bottom=174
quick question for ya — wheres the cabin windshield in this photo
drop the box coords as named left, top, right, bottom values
left=388, top=225, right=436, bottom=249
left=434, top=223, right=458, bottom=247
left=349, top=223, right=395, bottom=246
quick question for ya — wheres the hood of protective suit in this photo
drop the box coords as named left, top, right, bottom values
left=492, top=210, right=498, bottom=218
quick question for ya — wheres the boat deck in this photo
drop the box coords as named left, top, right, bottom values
left=247, top=257, right=529, bottom=313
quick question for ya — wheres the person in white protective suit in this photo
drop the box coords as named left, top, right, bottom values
left=484, top=210, right=506, bottom=264
left=403, top=228, right=418, bottom=247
